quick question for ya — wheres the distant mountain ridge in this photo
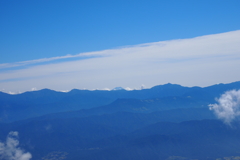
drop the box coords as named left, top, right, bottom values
left=1, top=81, right=240, bottom=159
left=1, top=81, right=240, bottom=122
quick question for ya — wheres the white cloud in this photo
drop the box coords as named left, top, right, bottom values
left=7, top=91, right=22, bottom=95
left=31, top=88, right=37, bottom=91
left=0, top=53, right=102, bottom=69
left=124, top=87, right=134, bottom=91
left=102, top=88, right=111, bottom=91
left=0, top=131, right=32, bottom=160
left=0, top=30, right=240, bottom=93
left=209, top=90, right=240, bottom=125
left=59, top=90, right=70, bottom=93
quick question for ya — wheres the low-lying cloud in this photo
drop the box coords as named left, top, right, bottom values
left=0, top=131, right=32, bottom=160
left=209, top=90, right=240, bottom=125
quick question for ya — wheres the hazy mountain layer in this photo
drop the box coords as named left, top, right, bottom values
left=1, top=118, right=240, bottom=160
left=1, top=81, right=240, bottom=159
left=1, top=81, right=240, bottom=122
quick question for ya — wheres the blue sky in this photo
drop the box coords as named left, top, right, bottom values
left=0, top=0, right=240, bottom=93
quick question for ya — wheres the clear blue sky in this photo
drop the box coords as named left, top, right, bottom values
left=1, top=0, right=239, bottom=63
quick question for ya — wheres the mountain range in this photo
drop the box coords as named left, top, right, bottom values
left=1, top=81, right=240, bottom=160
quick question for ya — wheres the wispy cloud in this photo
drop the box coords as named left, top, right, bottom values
left=0, top=131, right=32, bottom=160
left=1, top=30, right=240, bottom=93
left=0, top=53, right=103, bottom=70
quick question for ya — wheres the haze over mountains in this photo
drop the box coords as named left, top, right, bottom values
left=1, top=81, right=240, bottom=160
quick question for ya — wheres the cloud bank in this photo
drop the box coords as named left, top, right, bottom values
left=0, top=131, right=32, bottom=160
left=1, top=30, right=240, bottom=93
left=209, top=90, right=240, bottom=125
